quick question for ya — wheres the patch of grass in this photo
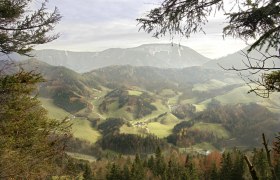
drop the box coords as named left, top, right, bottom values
left=147, top=122, right=174, bottom=138
left=157, top=113, right=180, bottom=125
left=168, top=93, right=182, bottom=105
left=191, top=122, right=230, bottom=139
left=38, top=97, right=70, bottom=119
left=71, top=118, right=101, bottom=144
left=128, top=90, right=143, bottom=96
left=193, top=104, right=206, bottom=112
left=180, top=98, right=197, bottom=104
left=119, top=124, right=144, bottom=135
left=105, top=102, right=134, bottom=120
left=137, top=100, right=169, bottom=121
left=159, top=89, right=176, bottom=97
left=192, top=79, right=227, bottom=92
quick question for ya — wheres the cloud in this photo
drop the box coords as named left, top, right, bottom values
left=36, top=0, right=248, bottom=58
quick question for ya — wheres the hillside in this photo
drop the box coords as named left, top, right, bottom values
left=19, top=44, right=210, bottom=72
left=85, top=65, right=238, bottom=92
left=21, top=60, right=99, bottom=113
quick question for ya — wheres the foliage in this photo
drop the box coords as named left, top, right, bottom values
left=99, top=89, right=157, bottom=119
left=93, top=146, right=278, bottom=180
left=171, top=103, right=196, bottom=119
left=0, top=0, right=74, bottom=178
left=100, top=133, right=168, bottom=155
left=53, top=88, right=87, bottom=113
left=0, top=0, right=61, bottom=55
left=0, top=71, right=71, bottom=178
left=98, top=118, right=126, bottom=135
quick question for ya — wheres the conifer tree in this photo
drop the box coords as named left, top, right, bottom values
left=106, top=163, right=122, bottom=180
left=0, top=0, right=60, bottom=56
left=0, top=71, right=71, bottom=178
left=0, top=0, right=70, bottom=178
left=130, top=154, right=145, bottom=180
left=154, top=147, right=166, bottom=177
left=220, top=153, right=233, bottom=180
left=253, top=149, right=271, bottom=179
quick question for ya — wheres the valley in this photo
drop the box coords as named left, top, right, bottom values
left=4, top=43, right=280, bottom=161
left=18, top=56, right=279, bottom=159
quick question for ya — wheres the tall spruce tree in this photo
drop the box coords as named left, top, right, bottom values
left=0, top=0, right=71, bottom=179
left=0, top=71, right=71, bottom=178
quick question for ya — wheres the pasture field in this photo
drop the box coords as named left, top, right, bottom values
left=128, top=90, right=143, bottom=96
left=39, top=97, right=70, bottom=119
left=71, top=118, right=101, bottom=144
left=147, top=122, right=174, bottom=138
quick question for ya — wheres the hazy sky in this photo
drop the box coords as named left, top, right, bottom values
left=35, top=0, right=249, bottom=59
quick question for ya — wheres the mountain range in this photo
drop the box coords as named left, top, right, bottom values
left=6, top=43, right=275, bottom=74
left=15, top=44, right=210, bottom=72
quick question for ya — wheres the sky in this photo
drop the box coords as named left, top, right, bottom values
left=35, top=0, right=250, bottom=59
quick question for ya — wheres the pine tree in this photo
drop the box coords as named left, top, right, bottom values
left=106, top=163, right=122, bottom=180
left=0, top=0, right=61, bottom=55
left=183, top=155, right=199, bottom=180
left=0, top=71, right=71, bottom=178
left=83, top=163, right=94, bottom=180
left=209, top=164, right=219, bottom=180
left=122, top=164, right=131, bottom=180
left=0, top=1, right=71, bottom=178
left=154, top=147, right=166, bottom=177
left=220, top=153, right=233, bottom=180
left=231, top=150, right=245, bottom=180
left=253, top=149, right=271, bottom=179
left=130, top=154, right=145, bottom=180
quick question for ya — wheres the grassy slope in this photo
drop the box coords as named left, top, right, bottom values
left=199, top=85, right=280, bottom=112
left=128, top=90, right=143, bottom=96
left=39, top=97, right=70, bottom=119
left=192, top=79, right=228, bottom=91
left=71, top=118, right=101, bottom=144
left=147, top=122, right=174, bottom=138
left=191, top=122, right=230, bottom=139
left=39, top=97, right=101, bottom=144
left=119, top=124, right=143, bottom=135
left=158, top=113, right=180, bottom=125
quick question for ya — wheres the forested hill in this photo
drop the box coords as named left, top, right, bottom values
left=85, top=65, right=237, bottom=91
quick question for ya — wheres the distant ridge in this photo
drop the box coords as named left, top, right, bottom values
left=19, top=44, right=211, bottom=73
left=203, top=46, right=279, bottom=70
